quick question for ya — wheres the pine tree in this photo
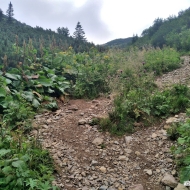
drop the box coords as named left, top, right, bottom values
left=73, top=22, right=87, bottom=42
left=0, top=9, right=3, bottom=21
left=6, top=2, right=14, bottom=22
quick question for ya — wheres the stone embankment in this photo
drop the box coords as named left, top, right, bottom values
left=156, top=56, right=190, bottom=88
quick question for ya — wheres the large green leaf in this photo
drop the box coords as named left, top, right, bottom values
left=36, top=76, right=52, bottom=87
left=5, top=73, right=21, bottom=80
left=21, top=91, right=34, bottom=102
left=12, top=160, right=25, bottom=168
left=32, top=98, right=40, bottom=108
left=0, top=87, right=6, bottom=97
left=0, top=149, right=11, bottom=157
left=2, top=166, right=12, bottom=174
left=180, top=166, right=190, bottom=182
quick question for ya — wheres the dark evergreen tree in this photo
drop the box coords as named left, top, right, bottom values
left=6, top=2, right=14, bottom=22
left=132, top=34, right=138, bottom=43
left=57, top=27, right=70, bottom=37
left=0, top=9, right=3, bottom=21
left=73, top=22, right=86, bottom=42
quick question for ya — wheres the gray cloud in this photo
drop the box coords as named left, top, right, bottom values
left=0, top=0, right=111, bottom=44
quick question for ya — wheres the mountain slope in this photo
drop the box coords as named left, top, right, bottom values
left=103, top=37, right=132, bottom=48
left=0, top=14, right=95, bottom=59
left=133, top=7, right=190, bottom=51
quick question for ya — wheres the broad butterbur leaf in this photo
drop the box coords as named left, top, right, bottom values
left=36, top=76, right=52, bottom=87
left=0, top=87, right=6, bottom=97
left=180, top=166, right=190, bottom=182
left=12, top=160, right=25, bottom=168
left=5, top=73, right=21, bottom=80
left=32, top=98, right=40, bottom=108
left=2, top=166, right=12, bottom=174
left=0, top=149, right=11, bottom=157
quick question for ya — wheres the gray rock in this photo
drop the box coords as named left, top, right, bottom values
left=91, top=160, right=99, bottom=166
left=144, top=169, right=153, bottom=176
left=99, top=185, right=108, bottom=190
left=107, top=188, right=116, bottom=190
left=125, top=136, right=132, bottom=144
left=174, top=183, right=189, bottom=190
left=92, top=137, right=103, bottom=146
left=78, top=119, right=86, bottom=125
left=161, top=173, right=178, bottom=188
left=128, top=184, right=144, bottom=190
left=166, top=117, right=177, bottom=124
left=118, top=155, right=128, bottom=161
left=68, top=105, right=78, bottom=111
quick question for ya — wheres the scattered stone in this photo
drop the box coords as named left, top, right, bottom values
left=92, top=137, right=103, bottom=146
left=174, top=183, right=188, bottom=190
left=164, top=125, right=171, bottom=130
left=128, top=184, right=144, bottom=190
left=99, top=185, right=108, bottom=190
left=99, top=166, right=107, bottom=173
left=125, top=136, right=132, bottom=144
left=68, top=105, right=78, bottom=111
left=144, top=169, right=153, bottom=176
left=166, top=117, right=177, bottom=124
left=125, top=148, right=132, bottom=154
left=118, top=156, right=128, bottom=161
left=135, top=151, right=141, bottom=156
left=161, top=173, right=178, bottom=188
left=152, top=133, right=157, bottom=138
left=78, top=119, right=86, bottom=125
left=107, top=188, right=116, bottom=190
left=91, top=160, right=99, bottom=166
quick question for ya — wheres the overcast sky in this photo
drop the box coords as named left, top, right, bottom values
left=0, top=0, right=190, bottom=44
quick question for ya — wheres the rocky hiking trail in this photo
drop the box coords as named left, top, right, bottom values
left=31, top=56, right=190, bottom=190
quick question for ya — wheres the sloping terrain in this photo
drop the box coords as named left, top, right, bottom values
left=30, top=57, right=190, bottom=190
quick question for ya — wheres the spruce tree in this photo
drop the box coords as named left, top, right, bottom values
left=73, top=22, right=86, bottom=42
left=57, top=27, right=70, bottom=37
left=6, top=2, right=14, bottom=22
left=0, top=9, right=3, bottom=21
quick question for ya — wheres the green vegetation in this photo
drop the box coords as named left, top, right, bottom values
left=168, top=119, right=190, bottom=183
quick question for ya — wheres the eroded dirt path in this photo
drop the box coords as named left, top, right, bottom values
left=32, top=97, right=176, bottom=190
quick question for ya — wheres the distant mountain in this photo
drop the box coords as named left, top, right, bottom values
left=103, top=37, right=133, bottom=48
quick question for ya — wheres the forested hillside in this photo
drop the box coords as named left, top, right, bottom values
left=132, top=7, right=190, bottom=52
left=0, top=6, right=95, bottom=62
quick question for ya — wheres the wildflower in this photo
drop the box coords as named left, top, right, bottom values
left=103, top=55, right=109, bottom=60
left=142, top=62, right=145, bottom=65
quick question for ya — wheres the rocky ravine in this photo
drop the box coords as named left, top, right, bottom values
left=31, top=56, right=190, bottom=190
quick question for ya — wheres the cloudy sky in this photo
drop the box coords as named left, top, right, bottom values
left=0, top=0, right=190, bottom=44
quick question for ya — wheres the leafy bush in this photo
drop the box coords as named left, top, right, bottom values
left=73, top=55, right=111, bottom=99
left=100, top=83, right=190, bottom=135
left=170, top=119, right=190, bottom=183
left=144, top=47, right=180, bottom=75
left=0, top=130, right=58, bottom=190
